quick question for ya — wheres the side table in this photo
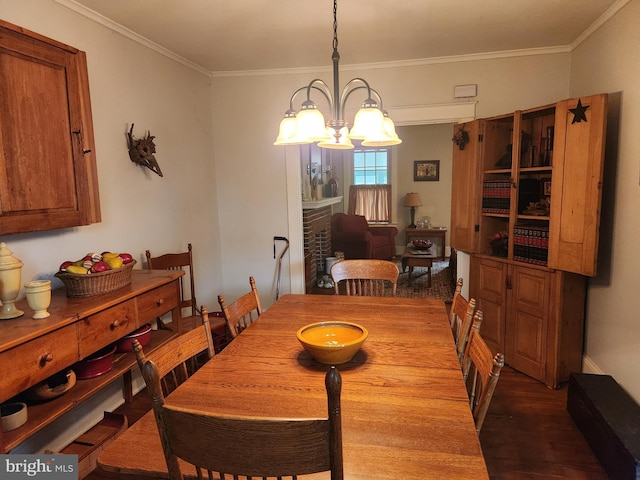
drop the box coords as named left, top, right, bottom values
left=405, top=228, right=447, bottom=260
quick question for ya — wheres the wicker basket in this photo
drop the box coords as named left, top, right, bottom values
left=55, top=260, right=136, bottom=298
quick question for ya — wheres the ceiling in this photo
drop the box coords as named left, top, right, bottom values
left=68, top=0, right=621, bottom=74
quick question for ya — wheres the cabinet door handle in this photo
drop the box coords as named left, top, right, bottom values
left=110, top=319, right=121, bottom=330
left=156, top=298, right=164, bottom=307
left=506, top=275, right=513, bottom=289
left=39, top=353, right=53, bottom=366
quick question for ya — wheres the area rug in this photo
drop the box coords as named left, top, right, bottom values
left=391, top=259, right=455, bottom=303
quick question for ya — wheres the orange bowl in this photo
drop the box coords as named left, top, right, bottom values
left=297, top=321, right=368, bottom=364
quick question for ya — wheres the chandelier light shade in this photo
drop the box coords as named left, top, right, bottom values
left=274, top=0, right=401, bottom=150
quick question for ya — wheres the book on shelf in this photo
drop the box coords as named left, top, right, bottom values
left=513, top=224, right=549, bottom=266
left=482, top=180, right=511, bottom=214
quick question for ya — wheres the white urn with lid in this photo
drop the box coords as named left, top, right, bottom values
left=0, top=242, right=24, bottom=319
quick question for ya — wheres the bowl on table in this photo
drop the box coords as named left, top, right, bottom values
left=412, top=239, right=433, bottom=250
left=297, top=321, right=368, bottom=364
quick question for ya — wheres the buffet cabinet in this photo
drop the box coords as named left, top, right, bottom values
left=451, top=94, right=607, bottom=388
left=0, top=270, right=183, bottom=453
left=0, top=19, right=101, bottom=235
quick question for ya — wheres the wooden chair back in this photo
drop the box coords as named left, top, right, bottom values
left=217, top=276, right=263, bottom=339
left=449, top=278, right=477, bottom=362
left=146, top=244, right=197, bottom=318
left=134, top=305, right=215, bottom=397
left=144, top=364, right=344, bottom=480
left=461, top=310, right=505, bottom=433
left=330, top=259, right=399, bottom=296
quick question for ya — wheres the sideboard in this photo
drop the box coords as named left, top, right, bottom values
left=0, top=269, right=183, bottom=453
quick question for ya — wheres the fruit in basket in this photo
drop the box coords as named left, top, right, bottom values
left=91, top=261, right=110, bottom=273
left=119, top=253, right=134, bottom=264
left=66, top=265, right=89, bottom=275
left=105, top=256, right=124, bottom=270
left=59, top=260, right=74, bottom=272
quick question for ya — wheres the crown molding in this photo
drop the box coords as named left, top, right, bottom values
left=570, top=0, right=632, bottom=49
left=54, top=0, right=212, bottom=78
left=56, top=0, right=624, bottom=79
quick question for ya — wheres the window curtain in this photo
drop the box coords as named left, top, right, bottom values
left=348, top=185, right=392, bottom=223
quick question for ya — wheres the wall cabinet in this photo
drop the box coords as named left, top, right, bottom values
left=0, top=270, right=182, bottom=453
left=0, top=19, right=100, bottom=235
left=452, top=94, right=607, bottom=387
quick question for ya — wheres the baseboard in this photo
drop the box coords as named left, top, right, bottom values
left=582, top=355, right=605, bottom=374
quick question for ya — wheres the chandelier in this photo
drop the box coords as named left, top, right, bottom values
left=274, top=0, right=401, bottom=150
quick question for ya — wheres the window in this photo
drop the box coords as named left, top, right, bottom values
left=350, top=147, right=392, bottom=223
left=353, top=147, right=389, bottom=185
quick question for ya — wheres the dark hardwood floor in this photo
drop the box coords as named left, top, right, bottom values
left=480, top=367, right=607, bottom=479
left=86, top=366, right=606, bottom=480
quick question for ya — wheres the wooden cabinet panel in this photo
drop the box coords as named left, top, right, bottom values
left=0, top=325, right=78, bottom=402
left=549, top=94, right=607, bottom=276
left=450, top=120, right=482, bottom=253
left=78, top=300, right=137, bottom=359
left=0, top=19, right=100, bottom=235
left=506, top=266, right=549, bottom=380
left=470, top=256, right=507, bottom=355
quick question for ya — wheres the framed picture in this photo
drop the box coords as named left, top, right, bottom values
left=414, top=160, right=440, bottom=182
left=543, top=181, right=552, bottom=196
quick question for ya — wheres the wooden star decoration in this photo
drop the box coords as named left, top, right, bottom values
left=569, top=99, right=589, bottom=124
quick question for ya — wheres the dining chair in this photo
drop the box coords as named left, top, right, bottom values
left=146, top=244, right=228, bottom=344
left=217, top=276, right=263, bottom=339
left=146, top=244, right=198, bottom=318
left=142, top=362, right=344, bottom=480
left=449, top=278, right=478, bottom=361
left=134, top=305, right=215, bottom=397
left=461, top=310, right=505, bottom=433
left=330, top=259, right=399, bottom=296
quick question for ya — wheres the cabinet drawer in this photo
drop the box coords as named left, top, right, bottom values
left=137, top=282, right=179, bottom=325
left=0, top=325, right=78, bottom=402
left=78, top=300, right=137, bottom=358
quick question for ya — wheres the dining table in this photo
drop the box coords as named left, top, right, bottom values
left=96, top=294, right=489, bottom=479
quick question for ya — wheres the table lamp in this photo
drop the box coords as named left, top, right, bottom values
left=404, top=192, right=422, bottom=228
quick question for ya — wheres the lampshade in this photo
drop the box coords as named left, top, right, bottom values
left=348, top=103, right=386, bottom=140
left=295, top=101, right=330, bottom=142
left=404, top=192, right=422, bottom=207
left=274, top=111, right=307, bottom=146
left=318, top=126, right=354, bottom=149
left=362, top=114, right=402, bottom=147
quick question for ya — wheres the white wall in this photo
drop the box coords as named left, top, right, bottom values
left=568, top=0, right=640, bottom=401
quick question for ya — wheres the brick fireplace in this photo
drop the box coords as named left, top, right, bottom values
left=302, top=197, right=342, bottom=292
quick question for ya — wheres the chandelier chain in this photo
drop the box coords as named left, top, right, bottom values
left=333, top=0, right=338, bottom=52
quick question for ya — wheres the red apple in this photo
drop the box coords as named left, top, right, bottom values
left=91, top=261, right=110, bottom=273
left=119, top=253, right=134, bottom=264
left=59, top=260, right=74, bottom=272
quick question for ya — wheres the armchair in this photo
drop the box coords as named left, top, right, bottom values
left=331, top=213, right=398, bottom=260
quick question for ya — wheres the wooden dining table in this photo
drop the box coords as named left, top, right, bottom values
left=97, top=294, right=489, bottom=479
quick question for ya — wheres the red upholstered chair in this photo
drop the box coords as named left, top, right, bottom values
left=331, top=213, right=398, bottom=260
